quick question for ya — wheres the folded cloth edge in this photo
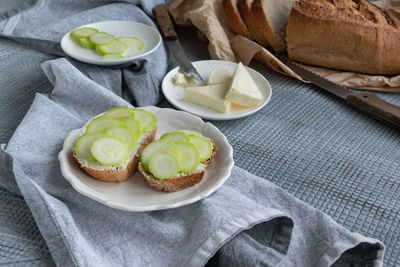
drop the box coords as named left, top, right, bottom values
left=316, top=233, right=385, bottom=267
left=189, top=210, right=289, bottom=266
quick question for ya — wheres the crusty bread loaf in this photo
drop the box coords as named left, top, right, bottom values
left=138, top=139, right=218, bottom=193
left=251, top=0, right=297, bottom=52
left=238, top=0, right=269, bottom=47
left=73, top=126, right=158, bottom=182
left=223, top=0, right=253, bottom=39
left=286, top=0, right=400, bottom=75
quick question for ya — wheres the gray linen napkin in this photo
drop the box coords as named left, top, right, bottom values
left=0, top=0, right=169, bottom=106
left=0, top=57, right=385, bottom=266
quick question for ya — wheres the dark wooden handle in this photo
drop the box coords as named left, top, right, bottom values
left=346, top=91, right=400, bottom=129
left=153, top=4, right=177, bottom=40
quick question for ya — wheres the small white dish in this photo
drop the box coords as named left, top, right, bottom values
left=162, top=60, right=272, bottom=120
left=58, top=106, right=234, bottom=212
left=61, top=21, right=162, bottom=66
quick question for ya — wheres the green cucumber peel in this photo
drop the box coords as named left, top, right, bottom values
left=176, top=129, right=204, bottom=137
left=119, top=116, right=142, bottom=139
left=74, top=132, right=105, bottom=161
left=101, top=54, right=124, bottom=60
left=117, top=37, right=145, bottom=50
left=104, top=106, right=134, bottom=118
left=79, top=38, right=95, bottom=49
left=188, top=135, right=212, bottom=162
left=89, top=32, right=115, bottom=45
left=71, top=27, right=98, bottom=39
left=104, top=125, right=137, bottom=150
left=160, top=132, right=189, bottom=143
left=148, top=153, right=180, bottom=180
left=96, top=40, right=127, bottom=56
left=85, top=116, right=121, bottom=134
left=131, top=109, right=156, bottom=133
left=140, top=140, right=179, bottom=171
left=176, top=142, right=200, bottom=173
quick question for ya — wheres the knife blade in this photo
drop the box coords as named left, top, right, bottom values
left=282, top=58, right=400, bottom=130
left=153, top=4, right=205, bottom=85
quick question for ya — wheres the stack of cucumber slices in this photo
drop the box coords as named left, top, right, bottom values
left=74, top=106, right=156, bottom=167
left=141, top=129, right=213, bottom=180
left=71, top=27, right=145, bottom=60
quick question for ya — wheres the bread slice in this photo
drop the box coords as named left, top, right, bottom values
left=251, top=0, right=297, bottom=52
left=286, top=0, right=400, bottom=75
left=138, top=139, right=218, bottom=193
left=73, top=125, right=158, bottom=182
left=238, top=0, right=270, bottom=47
left=223, top=0, right=253, bottom=39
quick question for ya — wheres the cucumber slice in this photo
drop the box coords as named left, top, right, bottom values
left=148, top=153, right=180, bottom=180
left=95, top=45, right=105, bottom=56
left=74, top=132, right=105, bottom=161
left=176, top=129, right=204, bottom=137
left=117, top=37, right=145, bottom=50
left=160, top=132, right=188, bottom=143
left=132, top=109, right=156, bottom=133
left=79, top=38, right=95, bottom=49
left=101, top=54, right=124, bottom=60
left=176, top=142, right=200, bottom=173
left=188, top=136, right=213, bottom=162
left=90, top=137, right=128, bottom=166
left=119, top=116, right=142, bottom=139
left=89, top=32, right=115, bottom=45
left=85, top=117, right=120, bottom=133
left=104, top=106, right=134, bottom=118
left=104, top=126, right=137, bottom=150
left=141, top=140, right=178, bottom=171
left=96, top=40, right=127, bottom=55
left=71, top=27, right=98, bottom=39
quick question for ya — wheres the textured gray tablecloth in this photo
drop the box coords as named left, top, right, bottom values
left=1, top=0, right=399, bottom=266
left=0, top=57, right=385, bottom=266
left=0, top=0, right=169, bottom=107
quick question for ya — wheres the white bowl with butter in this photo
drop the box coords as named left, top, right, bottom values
left=162, top=60, right=272, bottom=120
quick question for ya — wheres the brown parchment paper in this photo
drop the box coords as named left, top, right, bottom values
left=169, top=0, right=400, bottom=92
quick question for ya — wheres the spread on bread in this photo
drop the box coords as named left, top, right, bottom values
left=138, top=129, right=217, bottom=192
left=73, top=106, right=158, bottom=182
left=178, top=64, right=262, bottom=113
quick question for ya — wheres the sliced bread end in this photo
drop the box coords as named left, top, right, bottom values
left=73, top=125, right=158, bottom=183
left=223, top=0, right=253, bottom=39
left=251, top=0, right=290, bottom=53
left=238, top=0, right=270, bottom=47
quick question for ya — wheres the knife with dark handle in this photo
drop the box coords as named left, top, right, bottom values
left=284, top=59, right=400, bottom=130
left=153, top=4, right=205, bottom=85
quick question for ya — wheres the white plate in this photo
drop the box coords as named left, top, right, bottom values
left=162, top=60, right=272, bottom=120
left=58, top=106, right=234, bottom=212
left=61, top=21, right=162, bottom=66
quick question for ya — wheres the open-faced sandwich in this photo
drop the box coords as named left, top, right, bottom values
left=138, top=129, right=218, bottom=192
left=73, top=106, right=158, bottom=182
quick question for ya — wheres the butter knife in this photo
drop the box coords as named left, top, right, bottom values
left=153, top=4, right=205, bottom=85
left=283, top=59, right=400, bottom=130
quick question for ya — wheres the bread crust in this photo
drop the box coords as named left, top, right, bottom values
left=138, top=139, right=218, bottom=193
left=223, top=0, right=253, bottom=39
left=238, top=0, right=269, bottom=47
left=251, top=0, right=286, bottom=52
left=73, top=125, right=158, bottom=183
left=286, top=0, right=400, bottom=75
